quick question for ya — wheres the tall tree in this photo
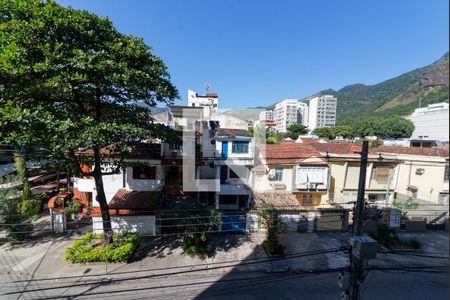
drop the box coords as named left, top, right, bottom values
left=285, top=124, right=309, bottom=140
left=0, top=0, right=178, bottom=240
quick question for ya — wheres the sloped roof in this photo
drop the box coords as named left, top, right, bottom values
left=252, top=192, right=304, bottom=211
left=108, top=189, right=159, bottom=210
left=371, top=146, right=449, bottom=157
left=259, top=143, right=320, bottom=165
left=311, top=142, right=362, bottom=154
left=217, top=128, right=252, bottom=137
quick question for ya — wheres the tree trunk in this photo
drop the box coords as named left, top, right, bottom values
left=14, top=147, right=31, bottom=200
left=92, top=147, right=113, bottom=243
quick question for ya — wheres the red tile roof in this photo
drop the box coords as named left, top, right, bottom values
left=310, top=142, right=362, bottom=154
left=108, top=189, right=159, bottom=210
left=217, top=128, right=251, bottom=137
left=259, top=143, right=320, bottom=165
left=371, top=146, right=449, bottom=157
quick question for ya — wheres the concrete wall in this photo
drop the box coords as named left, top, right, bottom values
left=410, top=102, right=449, bottom=141
left=92, top=215, right=156, bottom=235
left=394, top=156, right=448, bottom=204
left=91, top=162, right=163, bottom=206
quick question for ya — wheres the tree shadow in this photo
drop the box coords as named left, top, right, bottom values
left=131, top=236, right=182, bottom=262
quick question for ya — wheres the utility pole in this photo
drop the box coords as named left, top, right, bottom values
left=337, top=141, right=379, bottom=299
left=349, top=140, right=369, bottom=300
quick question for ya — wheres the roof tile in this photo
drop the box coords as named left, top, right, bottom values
left=108, top=189, right=159, bottom=210
left=371, top=146, right=449, bottom=157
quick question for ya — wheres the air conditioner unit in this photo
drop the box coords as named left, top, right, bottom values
left=307, top=182, right=316, bottom=190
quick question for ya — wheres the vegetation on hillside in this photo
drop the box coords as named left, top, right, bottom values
left=237, top=53, right=448, bottom=122
left=377, top=85, right=449, bottom=117
left=339, top=116, right=414, bottom=139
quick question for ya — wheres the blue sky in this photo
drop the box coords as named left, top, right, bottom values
left=57, top=0, right=448, bottom=108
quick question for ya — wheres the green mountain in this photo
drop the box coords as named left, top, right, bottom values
left=310, top=52, right=449, bottom=120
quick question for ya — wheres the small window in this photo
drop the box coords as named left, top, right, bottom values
left=444, top=164, right=449, bottom=182
left=132, top=166, right=156, bottom=180
left=275, top=166, right=284, bottom=182
left=170, top=143, right=182, bottom=150
left=302, top=194, right=313, bottom=205
left=232, top=141, right=249, bottom=154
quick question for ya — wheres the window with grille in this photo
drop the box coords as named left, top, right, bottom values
left=275, top=166, right=284, bottom=182
left=444, top=164, right=449, bottom=182
left=232, top=141, right=249, bottom=154
left=301, top=194, right=314, bottom=205
left=372, top=166, right=392, bottom=183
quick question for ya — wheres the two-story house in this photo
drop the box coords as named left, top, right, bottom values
left=73, top=143, right=163, bottom=235
left=252, top=141, right=331, bottom=208
left=371, top=146, right=449, bottom=205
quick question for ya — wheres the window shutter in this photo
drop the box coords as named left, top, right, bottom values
left=148, top=166, right=156, bottom=180
left=132, top=167, right=139, bottom=179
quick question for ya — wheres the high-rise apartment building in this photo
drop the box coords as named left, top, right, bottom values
left=259, top=110, right=274, bottom=122
left=273, top=99, right=309, bottom=132
left=308, top=95, right=337, bottom=131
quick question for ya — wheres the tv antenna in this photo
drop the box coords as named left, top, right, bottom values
left=204, top=82, right=210, bottom=92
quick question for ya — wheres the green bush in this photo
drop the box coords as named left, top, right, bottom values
left=258, top=206, right=285, bottom=256
left=65, top=198, right=83, bottom=214
left=181, top=200, right=219, bottom=256
left=64, top=232, right=139, bottom=263
left=404, top=238, right=421, bottom=250
left=263, top=238, right=284, bottom=256
left=368, top=227, right=400, bottom=249
left=18, top=198, right=41, bottom=217
left=6, top=221, right=33, bottom=242
left=183, top=232, right=211, bottom=256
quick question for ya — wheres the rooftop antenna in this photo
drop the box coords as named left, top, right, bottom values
left=204, top=82, right=210, bottom=92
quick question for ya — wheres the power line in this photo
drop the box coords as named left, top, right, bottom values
left=0, top=248, right=347, bottom=295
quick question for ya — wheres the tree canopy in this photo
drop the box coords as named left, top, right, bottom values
left=284, top=124, right=309, bottom=140
left=340, top=116, right=414, bottom=139
left=0, top=0, right=179, bottom=239
left=312, top=125, right=352, bottom=140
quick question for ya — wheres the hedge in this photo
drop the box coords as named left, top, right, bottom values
left=64, top=232, right=139, bottom=263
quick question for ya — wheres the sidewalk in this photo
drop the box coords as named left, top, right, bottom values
left=0, top=231, right=447, bottom=285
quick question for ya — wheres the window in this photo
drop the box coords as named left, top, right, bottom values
left=132, top=166, right=156, bottom=180
left=444, top=164, right=449, bottom=182
left=301, top=194, right=313, bottom=205
left=275, top=166, right=284, bottom=182
left=219, top=195, right=238, bottom=205
left=169, top=143, right=182, bottom=150
left=232, top=141, right=249, bottom=154
left=372, top=166, right=391, bottom=184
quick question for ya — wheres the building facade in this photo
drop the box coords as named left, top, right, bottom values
left=371, top=146, right=449, bottom=205
left=308, top=95, right=337, bottom=131
left=409, top=102, right=449, bottom=143
left=187, top=89, right=219, bottom=118
left=273, top=99, right=308, bottom=133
